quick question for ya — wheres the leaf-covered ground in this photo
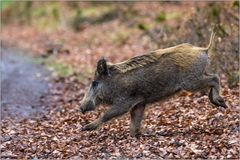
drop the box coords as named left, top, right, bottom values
left=1, top=77, right=239, bottom=159
left=1, top=2, right=239, bottom=159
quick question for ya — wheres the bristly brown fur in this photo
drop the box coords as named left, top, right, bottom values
left=109, top=53, right=158, bottom=73
left=108, top=43, right=206, bottom=74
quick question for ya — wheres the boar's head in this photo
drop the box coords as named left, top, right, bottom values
left=80, top=58, right=110, bottom=114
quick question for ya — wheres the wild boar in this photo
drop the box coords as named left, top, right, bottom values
left=80, top=30, right=227, bottom=136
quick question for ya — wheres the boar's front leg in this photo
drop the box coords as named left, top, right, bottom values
left=82, top=103, right=130, bottom=131
left=130, top=104, right=145, bottom=137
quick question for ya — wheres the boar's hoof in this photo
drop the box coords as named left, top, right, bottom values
left=209, top=95, right=228, bottom=108
left=82, top=123, right=99, bottom=131
left=130, top=133, right=141, bottom=138
left=79, top=108, right=86, bottom=114
left=215, top=97, right=227, bottom=108
left=208, top=89, right=227, bottom=108
left=130, top=130, right=141, bottom=137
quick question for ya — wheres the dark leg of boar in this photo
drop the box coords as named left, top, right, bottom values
left=82, top=101, right=134, bottom=131
left=184, top=73, right=227, bottom=108
left=82, top=107, right=128, bottom=131
left=130, top=104, right=145, bottom=136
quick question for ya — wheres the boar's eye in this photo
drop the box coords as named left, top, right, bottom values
left=92, top=80, right=99, bottom=88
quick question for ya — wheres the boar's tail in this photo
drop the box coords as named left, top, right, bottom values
left=206, top=27, right=217, bottom=51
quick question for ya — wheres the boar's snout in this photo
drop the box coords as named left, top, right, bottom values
left=79, top=100, right=95, bottom=114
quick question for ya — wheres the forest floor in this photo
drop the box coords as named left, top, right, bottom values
left=1, top=2, right=239, bottom=159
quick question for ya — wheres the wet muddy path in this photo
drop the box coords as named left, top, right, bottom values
left=1, top=47, right=51, bottom=120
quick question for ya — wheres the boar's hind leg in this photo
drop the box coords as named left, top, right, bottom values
left=184, top=73, right=227, bottom=108
left=130, top=104, right=145, bottom=137
left=82, top=104, right=130, bottom=131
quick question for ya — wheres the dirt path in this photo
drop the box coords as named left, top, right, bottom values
left=1, top=47, right=50, bottom=120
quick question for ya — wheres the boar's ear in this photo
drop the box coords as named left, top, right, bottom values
left=97, top=58, right=109, bottom=77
